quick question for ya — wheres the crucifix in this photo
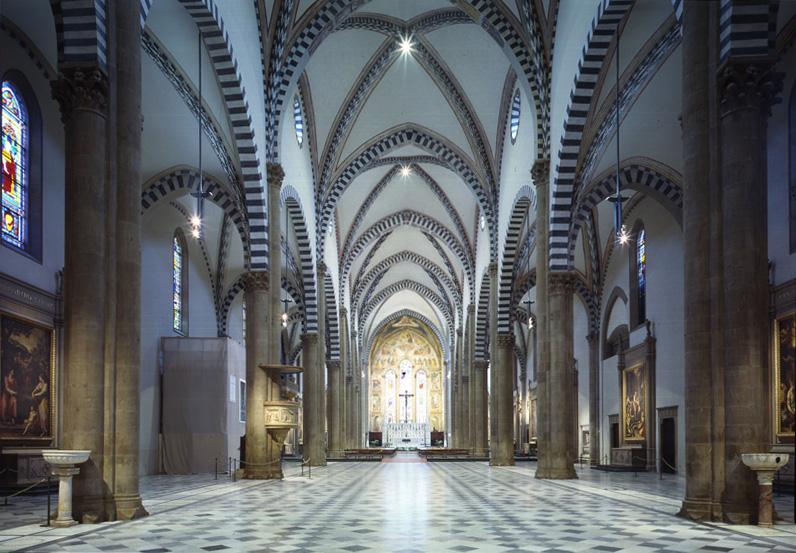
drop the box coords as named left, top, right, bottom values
left=398, top=391, right=414, bottom=423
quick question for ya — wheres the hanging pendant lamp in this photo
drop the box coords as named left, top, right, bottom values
left=607, top=23, right=629, bottom=245
left=190, top=27, right=211, bottom=239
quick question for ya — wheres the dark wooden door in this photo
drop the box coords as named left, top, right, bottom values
left=660, top=417, right=676, bottom=473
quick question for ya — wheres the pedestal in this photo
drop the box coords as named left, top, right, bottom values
left=52, top=466, right=80, bottom=528
left=741, top=453, right=790, bottom=527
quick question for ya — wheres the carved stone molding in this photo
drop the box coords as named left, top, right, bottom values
left=467, top=303, right=475, bottom=314
left=241, top=271, right=270, bottom=292
left=266, top=163, right=285, bottom=187
left=51, top=67, right=108, bottom=120
left=488, top=262, right=498, bottom=277
left=473, top=360, right=489, bottom=371
left=718, top=62, right=783, bottom=117
left=496, top=333, right=515, bottom=346
left=531, top=158, right=550, bottom=186
left=303, top=332, right=319, bottom=346
left=326, top=359, right=341, bottom=370
left=549, top=273, right=575, bottom=295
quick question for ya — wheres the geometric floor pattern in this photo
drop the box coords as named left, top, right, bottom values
left=0, top=455, right=794, bottom=552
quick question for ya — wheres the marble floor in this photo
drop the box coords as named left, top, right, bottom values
left=0, top=457, right=793, bottom=552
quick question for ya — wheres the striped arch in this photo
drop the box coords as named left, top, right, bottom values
left=573, top=275, right=600, bottom=337
left=218, top=273, right=305, bottom=337
left=359, top=280, right=454, bottom=337
left=141, top=0, right=267, bottom=271
left=340, top=166, right=399, bottom=263
left=141, top=166, right=250, bottom=262
left=498, top=185, right=536, bottom=333
left=549, top=0, right=634, bottom=272
left=281, top=185, right=319, bottom=333
left=362, top=309, right=450, bottom=366
left=569, top=162, right=683, bottom=269
left=325, top=273, right=340, bottom=361
left=352, top=251, right=462, bottom=313
left=475, top=270, right=491, bottom=362
left=719, top=0, right=778, bottom=62
left=50, top=0, right=109, bottom=72
left=319, top=125, right=494, bottom=259
left=341, top=210, right=473, bottom=291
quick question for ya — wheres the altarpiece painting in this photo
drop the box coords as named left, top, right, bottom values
left=0, top=313, right=55, bottom=441
left=775, top=312, right=795, bottom=442
left=622, top=364, right=646, bottom=442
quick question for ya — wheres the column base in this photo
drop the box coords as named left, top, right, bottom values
left=113, top=494, right=148, bottom=520
left=52, top=518, right=79, bottom=528
left=328, top=450, right=344, bottom=459
left=535, top=466, right=577, bottom=479
left=678, top=498, right=723, bottom=522
left=489, top=458, right=515, bottom=467
left=72, top=495, right=106, bottom=524
left=471, top=448, right=488, bottom=457
left=244, top=467, right=283, bottom=480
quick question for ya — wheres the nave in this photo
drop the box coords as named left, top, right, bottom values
left=0, top=460, right=793, bottom=552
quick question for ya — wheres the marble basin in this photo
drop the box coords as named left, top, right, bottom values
left=43, top=450, right=91, bottom=467
left=741, top=453, right=789, bottom=472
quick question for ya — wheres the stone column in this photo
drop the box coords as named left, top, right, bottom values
left=112, top=0, right=146, bottom=520
left=679, top=0, right=721, bottom=520
left=52, top=67, right=109, bottom=522
left=327, top=359, right=343, bottom=457
left=339, top=307, right=349, bottom=448
left=487, top=263, right=498, bottom=457
left=531, top=159, right=551, bottom=479
left=718, top=61, right=780, bottom=524
left=587, top=333, right=600, bottom=466
left=266, top=164, right=283, bottom=366
left=346, top=326, right=357, bottom=448
left=538, top=273, right=577, bottom=479
left=463, top=304, right=474, bottom=450
left=304, top=263, right=327, bottom=466
left=491, top=333, right=515, bottom=465
left=453, top=326, right=463, bottom=448
left=242, top=272, right=280, bottom=478
left=472, top=360, right=489, bottom=456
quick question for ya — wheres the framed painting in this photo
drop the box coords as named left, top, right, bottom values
left=622, top=364, right=646, bottom=442
left=0, top=312, right=55, bottom=441
left=774, top=312, right=795, bottom=442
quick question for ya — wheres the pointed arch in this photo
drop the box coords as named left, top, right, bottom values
left=363, top=309, right=449, bottom=366
left=359, top=280, right=453, bottom=337
left=475, top=269, right=491, bottom=362
left=341, top=210, right=473, bottom=291
left=318, top=124, right=494, bottom=259
left=281, top=184, right=319, bottom=333
left=498, top=185, right=536, bottom=333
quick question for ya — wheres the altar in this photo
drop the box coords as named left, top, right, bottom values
left=384, top=423, right=430, bottom=449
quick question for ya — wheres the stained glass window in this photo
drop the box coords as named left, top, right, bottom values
left=2, top=81, right=27, bottom=249
left=173, top=232, right=185, bottom=334
left=293, top=94, right=304, bottom=147
left=636, top=228, right=646, bottom=324
left=510, top=89, right=521, bottom=143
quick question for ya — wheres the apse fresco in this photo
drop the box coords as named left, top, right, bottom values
left=622, top=364, right=645, bottom=442
left=0, top=314, right=54, bottom=440
left=776, top=313, right=795, bottom=441
left=368, top=316, right=443, bottom=432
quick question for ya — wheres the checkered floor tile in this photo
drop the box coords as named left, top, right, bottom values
left=0, top=457, right=793, bottom=552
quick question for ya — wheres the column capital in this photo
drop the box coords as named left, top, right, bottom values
left=317, top=261, right=327, bottom=276
left=467, top=303, right=475, bottom=314
left=549, top=272, right=575, bottom=295
left=340, top=306, right=348, bottom=317
left=456, top=326, right=463, bottom=337
left=241, top=271, right=269, bottom=291
left=473, top=360, right=489, bottom=371
left=303, top=332, right=319, bottom=346
left=718, top=62, right=783, bottom=117
left=266, top=163, right=285, bottom=187
left=327, top=359, right=341, bottom=370
left=496, top=333, right=514, bottom=346
left=531, top=158, right=550, bottom=186
left=51, top=67, right=108, bottom=121
left=488, top=262, right=498, bottom=277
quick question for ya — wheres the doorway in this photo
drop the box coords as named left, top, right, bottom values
left=660, top=418, right=676, bottom=473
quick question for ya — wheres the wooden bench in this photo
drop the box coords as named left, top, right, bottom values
left=418, top=448, right=471, bottom=460
left=343, top=448, right=396, bottom=460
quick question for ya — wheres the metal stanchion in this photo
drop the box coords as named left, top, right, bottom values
left=233, top=459, right=237, bottom=482
left=215, top=458, right=218, bottom=481
left=229, top=457, right=232, bottom=480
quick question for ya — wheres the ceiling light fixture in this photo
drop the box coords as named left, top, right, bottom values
left=398, top=36, right=414, bottom=56
left=400, top=165, right=412, bottom=178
